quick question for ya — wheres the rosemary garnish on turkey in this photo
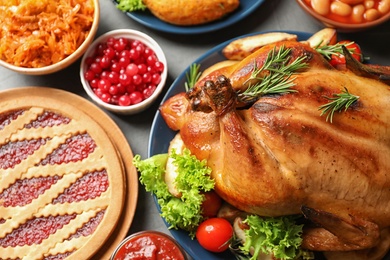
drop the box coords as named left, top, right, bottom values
left=185, top=63, right=202, bottom=91
left=238, top=45, right=308, bottom=103
left=314, top=41, right=358, bottom=60
left=319, top=87, right=359, bottom=123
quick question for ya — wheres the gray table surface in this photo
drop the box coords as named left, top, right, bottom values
left=1, top=0, right=389, bottom=259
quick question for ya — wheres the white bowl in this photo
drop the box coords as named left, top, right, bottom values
left=80, top=29, right=168, bottom=115
left=0, top=0, right=100, bottom=75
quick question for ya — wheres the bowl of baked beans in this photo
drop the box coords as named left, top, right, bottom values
left=296, top=0, right=390, bottom=31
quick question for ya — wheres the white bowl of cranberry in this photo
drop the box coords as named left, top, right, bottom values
left=80, top=29, right=167, bottom=115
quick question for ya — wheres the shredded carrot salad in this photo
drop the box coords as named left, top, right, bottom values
left=0, top=0, right=94, bottom=68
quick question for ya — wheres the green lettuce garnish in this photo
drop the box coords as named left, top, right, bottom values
left=133, top=148, right=214, bottom=237
left=241, top=215, right=305, bottom=260
left=116, top=0, right=146, bottom=12
left=134, top=153, right=170, bottom=199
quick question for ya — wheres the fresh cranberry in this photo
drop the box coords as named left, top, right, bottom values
left=99, top=55, right=111, bottom=69
left=100, top=93, right=111, bottom=103
left=84, top=70, right=95, bottom=81
left=129, top=91, right=143, bottom=105
left=89, top=62, right=102, bottom=74
left=119, top=73, right=132, bottom=86
left=90, top=78, right=99, bottom=88
left=142, top=72, right=152, bottom=84
left=118, top=95, right=131, bottom=106
left=104, top=47, right=116, bottom=59
left=125, top=63, right=139, bottom=76
left=137, top=64, right=147, bottom=74
left=118, top=56, right=130, bottom=68
left=108, top=85, right=119, bottom=96
left=107, top=71, right=119, bottom=84
left=129, top=48, right=140, bottom=60
left=97, top=78, right=111, bottom=93
left=154, top=61, right=165, bottom=72
left=143, top=85, right=156, bottom=99
left=132, top=74, right=142, bottom=86
left=151, top=73, right=161, bottom=85
left=116, top=83, right=126, bottom=95
left=110, top=62, right=121, bottom=73
left=146, top=55, right=157, bottom=66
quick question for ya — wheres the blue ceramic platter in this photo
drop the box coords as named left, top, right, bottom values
left=116, top=0, right=265, bottom=34
left=148, top=31, right=313, bottom=260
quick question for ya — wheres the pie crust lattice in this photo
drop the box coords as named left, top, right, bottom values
left=0, top=88, right=126, bottom=260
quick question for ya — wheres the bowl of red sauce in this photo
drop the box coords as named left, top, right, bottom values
left=296, top=0, right=390, bottom=31
left=110, top=231, right=188, bottom=260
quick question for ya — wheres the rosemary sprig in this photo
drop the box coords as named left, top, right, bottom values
left=238, top=46, right=308, bottom=102
left=315, top=41, right=357, bottom=60
left=184, top=63, right=201, bottom=91
left=319, top=87, right=359, bottom=123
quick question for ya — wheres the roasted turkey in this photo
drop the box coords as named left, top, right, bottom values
left=159, top=40, right=390, bottom=258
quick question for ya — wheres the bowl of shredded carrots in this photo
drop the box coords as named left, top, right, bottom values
left=0, top=0, right=100, bottom=75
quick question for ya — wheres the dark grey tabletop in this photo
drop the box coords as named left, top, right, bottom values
left=1, top=0, right=389, bottom=259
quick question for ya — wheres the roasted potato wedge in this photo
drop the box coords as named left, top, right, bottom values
left=222, top=32, right=298, bottom=60
left=222, top=29, right=339, bottom=61
left=303, top=28, right=338, bottom=48
left=198, top=60, right=238, bottom=81
left=165, top=133, right=186, bottom=198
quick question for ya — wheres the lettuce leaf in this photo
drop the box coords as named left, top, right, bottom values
left=240, top=215, right=304, bottom=260
left=133, top=148, right=214, bottom=237
left=134, top=153, right=171, bottom=200
left=116, top=0, right=146, bottom=12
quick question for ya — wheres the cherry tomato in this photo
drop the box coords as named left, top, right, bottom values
left=196, top=218, right=233, bottom=253
left=201, top=191, right=222, bottom=218
left=329, top=40, right=362, bottom=66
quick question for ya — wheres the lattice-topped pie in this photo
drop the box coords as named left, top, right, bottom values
left=0, top=89, right=125, bottom=259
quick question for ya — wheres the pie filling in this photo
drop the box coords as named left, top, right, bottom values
left=0, top=107, right=122, bottom=260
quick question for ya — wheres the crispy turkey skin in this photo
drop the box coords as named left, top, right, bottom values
left=159, top=41, right=390, bottom=256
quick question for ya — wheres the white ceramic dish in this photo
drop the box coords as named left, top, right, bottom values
left=80, top=29, right=167, bottom=115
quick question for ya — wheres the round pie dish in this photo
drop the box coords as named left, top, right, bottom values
left=0, top=0, right=100, bottom=75
left=296, top=0, right=390, bottom=32
left=110, top=231, right=188, bottom=260
left=0, top=87, right=138, bottom=259
left=80, top=29, right=168, bottom=115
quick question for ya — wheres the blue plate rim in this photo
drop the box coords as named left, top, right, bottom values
left=114, top=0, right=266, bottom=34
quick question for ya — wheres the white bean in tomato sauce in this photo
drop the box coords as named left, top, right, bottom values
left=378, top=0, right=390, bottom=14
left=364, top=0, right=375, bottom=9
left=364, top=8, right=381, bottom=20
left=311, top=0, right=331, bottom=15
left=352, top=4, right=366, bottom=22
left=331, top=1, right=353, bottom=16
left=304, top=0, right=389, bottom=23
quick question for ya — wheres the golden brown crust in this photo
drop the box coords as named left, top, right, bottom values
left=0, top=88, right=125, bottom=259
left=143, top=0, right=240, bottom=25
